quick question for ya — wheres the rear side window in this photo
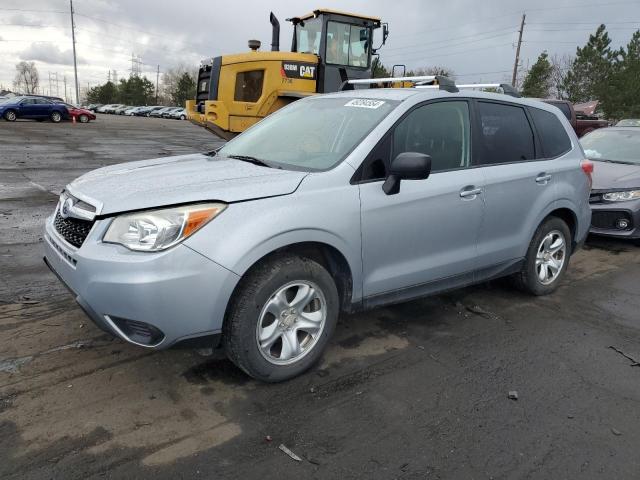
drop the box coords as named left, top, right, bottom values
left=234, top=70, right=264, bottom=102
left=530, top=107, right=572, bottom=158
left=477, top=102, right=535, bottom=165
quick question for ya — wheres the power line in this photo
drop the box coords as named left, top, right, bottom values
left=383, top=26, right=517, bottom=52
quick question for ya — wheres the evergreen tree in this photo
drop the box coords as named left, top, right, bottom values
left=607, top=30, right=640, bottom=118
left=170, top=72, right=196, bottom=107
left=521, top=52, right=553, bottom=98
left=562, top=24, right=617, bottom=104
left=371, top=57, right=390, bottom=78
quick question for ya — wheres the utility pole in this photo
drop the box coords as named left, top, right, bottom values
left=155, top=64, right=160, bottom=104
left=108, top=70, right=111, bottom=83
left=69, top=0, right=80, bottom=103
left=512, top=13, right=526, bottom=88
left=63, top=75, right=68, bottom=103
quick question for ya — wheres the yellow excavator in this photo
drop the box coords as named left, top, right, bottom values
left=186, top=8, right=395, bottom=139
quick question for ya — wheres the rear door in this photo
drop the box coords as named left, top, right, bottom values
left=474, top=100, right=559, bottom=272
left=34, top=98, right=53, bottom=117
left=358, top=100, right=484, bottom=300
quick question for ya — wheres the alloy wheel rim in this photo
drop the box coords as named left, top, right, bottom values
left=256, top=281, right=327, bottom=365
left=7, top=112, right=15, bottom=121
left=536, top=230, right=566, bottom=285
left=52, top=113, right=60, bottom=122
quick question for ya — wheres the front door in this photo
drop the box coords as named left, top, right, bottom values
left=358, top=100, right=484, bottom=302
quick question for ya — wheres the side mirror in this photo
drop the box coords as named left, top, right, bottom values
left=382, top=152, right=431, bottom=195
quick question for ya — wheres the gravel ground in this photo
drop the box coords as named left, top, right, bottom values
left=1, top=114, right=639, bottom=479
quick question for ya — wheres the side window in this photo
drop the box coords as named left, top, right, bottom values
left=477, top=102, right=535, bottom=165
left=549, top=102, right=572, bottom=121
left=234, top=70, right=264, bottom=102
left=530, top=107, right=572, bottom=158
left=348, top=25, right=369, bottom=67
left=393, top=101, right=471, bottom=172
left=35, top=98, right=51, bottom=104
left=21, top=98, right=35, bottom=105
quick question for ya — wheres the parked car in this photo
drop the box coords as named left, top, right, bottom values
left=103, top=104, right=125, bottom=114
left=542, top=99, right=608, bottom=137
left=138, top=106, right=164, bottom=117
left=616, top=119, right=640, bottom=127
left=86, top=104, right=102, bottom=112
left=63, top=104, right=96, bottom=123
left=150, top=107, right=175, bottom=117
left=43, top=89, right=591, bottom=382
left=168, top=108, right=187, bottom=120
left=0, top=96, right=68, bottom=122
left=124, top=106, right=145, bottom=116
left=581, top=127, right=640, bottom=240
left=161, top=107, right=182, bottom=118
left=114, top=105, right=131, bottom=115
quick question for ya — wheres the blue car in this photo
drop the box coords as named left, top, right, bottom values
left=0, top=96, right=69, bottom=123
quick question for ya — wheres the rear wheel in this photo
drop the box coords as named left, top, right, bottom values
left=4, top=110, right=17, bottom=121
left=223, top=254, right=339, bottom=382
left=515, top=217, right=571, bottom=295
left=50, top=111, right=62, bottom=123
left=79, top=114, right=89, bottom=123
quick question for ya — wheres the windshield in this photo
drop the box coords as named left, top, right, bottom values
left=295, top=17, right=322, bottom=54
left=218, top=96, right=399, bottom=171
left=581, top=129, right=640, bottom=164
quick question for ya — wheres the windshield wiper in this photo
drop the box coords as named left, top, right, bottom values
left=228, top=154, right=273, bottom=168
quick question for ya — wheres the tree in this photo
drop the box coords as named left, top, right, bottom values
left=162, top=65, right=196, bottom=105
left=171, top=72, right=196, bottom=107
left=87, top=81, right=118, bottom=104
left=118, top=76, right=155, bottom=105
left=521, top=52, right=554, bottom=98
left=13, top=61, right=39, bottom=94
left=371, top=57, right=390, bottom=78
left=561, top=25, right=617, bottom=104
left=549, top=54, right=573, bottom=99
left=606, top=29, right=640, bottom=119
left=408, top=66, right=455, bottom=79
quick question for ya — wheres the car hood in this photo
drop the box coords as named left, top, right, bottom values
left=592, top=160, right=640, bottom=190
left=66, top=153, right=308, bottom=215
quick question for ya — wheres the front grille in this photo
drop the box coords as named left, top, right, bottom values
left=591, top=210, right=633, bottom=230
left=54, top=211, right=94, bottom=247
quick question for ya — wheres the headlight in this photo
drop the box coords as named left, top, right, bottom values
left=602, top=190, right=640, bottom=202
left=103, top=203, right=226, bottom=251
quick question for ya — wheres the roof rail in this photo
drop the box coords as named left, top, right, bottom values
left=340, top=75, right=458, bottom=93
left=456, top=83, right=521, bottom=98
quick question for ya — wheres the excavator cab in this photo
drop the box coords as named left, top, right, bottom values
left=186, top=9, right=388, bottom=139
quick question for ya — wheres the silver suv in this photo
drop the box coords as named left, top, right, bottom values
left=44, top=88, right=592, bottom=381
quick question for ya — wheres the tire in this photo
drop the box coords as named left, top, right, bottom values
left=223, top=254, right=339, bottom=382
left=50, top=111, right=62, bottom=123
left=180, top=115, right=186, bottom=120
left=4, top=110, right=17, bottom=122
left=515, top=217, right=572, bottom=295
left=79, top=114, right=89, bottom=123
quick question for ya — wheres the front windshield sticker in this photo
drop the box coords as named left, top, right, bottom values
left=344, top=99, right=386, bottom=109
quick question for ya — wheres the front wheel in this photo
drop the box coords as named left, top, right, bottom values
left=79, top=114, right=89, bottom=123
left=515, top=217, right=572, bottom=295
left=4, top=110, right=17, bottom=121
left=223, top=254, right=339, bottom=382
left=180, top=115, right=186, bottom=120
left=50, top=111, right=62, bottom=123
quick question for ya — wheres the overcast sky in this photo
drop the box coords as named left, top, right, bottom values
left=1, top=0, right=639, bottom=99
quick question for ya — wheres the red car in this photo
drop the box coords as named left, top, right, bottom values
left=63, top=104, right=96, bottom=123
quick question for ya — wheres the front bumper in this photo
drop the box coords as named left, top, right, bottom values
left=43, top=213, right=240, bottom=349
left=589, top=200, right=640, bottom=239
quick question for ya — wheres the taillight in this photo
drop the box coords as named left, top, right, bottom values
left=581, top=159, right=594, bottom=187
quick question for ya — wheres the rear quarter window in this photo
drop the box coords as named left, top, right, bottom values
left=529, top=107, right=572, bottom=158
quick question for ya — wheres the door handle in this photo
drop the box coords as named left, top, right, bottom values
left=536, top=173, right=552, bottom=184
left=460, top=186, right=482, bottom=198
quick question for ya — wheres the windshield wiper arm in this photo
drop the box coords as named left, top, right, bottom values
left=227, top=154, right=273, bottom=168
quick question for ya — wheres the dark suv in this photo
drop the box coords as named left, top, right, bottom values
left=0, top=96, right=68, bottom=123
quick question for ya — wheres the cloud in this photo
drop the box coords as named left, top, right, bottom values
left=19, top=43, right=86, bottom=66
left=10, top=13, right=45, bottom=27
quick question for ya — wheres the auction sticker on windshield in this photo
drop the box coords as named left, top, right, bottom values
left=344, top=99, right=386, bottom=109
